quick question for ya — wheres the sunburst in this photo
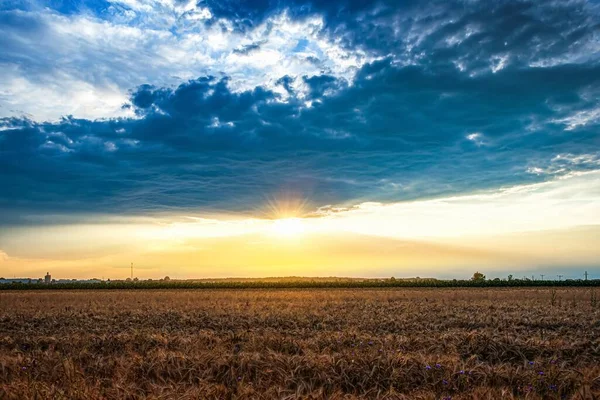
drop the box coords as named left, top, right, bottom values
left=259, top=192, right=311, bottom=220
left=257, top=192, right=311, bottom=238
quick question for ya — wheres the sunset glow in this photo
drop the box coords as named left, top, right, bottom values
left=270, top=218, right=306, bottom=238
left=1, top=0, right=599, bottom=280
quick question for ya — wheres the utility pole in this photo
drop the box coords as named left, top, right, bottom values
left=585, top=271, right=588, bottom=281
left=131, top=262, right=133, bottom=280
left=540, top=274, right=545, bottom=280
left=557, top=274, right=563, bottom=281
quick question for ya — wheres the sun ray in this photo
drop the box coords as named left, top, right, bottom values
left=257, top=191, right=312, bottom=220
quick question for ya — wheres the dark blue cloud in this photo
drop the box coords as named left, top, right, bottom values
left=202, top=0, right=599, bottom=67
left=2, top=58, right=599, bottom=223
left=1, top=0, right=599, bottom=224
left=20, top=0, right=598, bottom=68
left=232, top=41, right=265, bottom=55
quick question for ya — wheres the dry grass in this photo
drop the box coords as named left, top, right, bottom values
left=1, top=288, right=599, bottom=399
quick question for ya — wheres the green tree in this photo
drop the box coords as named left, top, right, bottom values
left=472, top=271, right=486, bottom=281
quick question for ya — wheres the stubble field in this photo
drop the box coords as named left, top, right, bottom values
left=1, top=288, right=599, bottom=399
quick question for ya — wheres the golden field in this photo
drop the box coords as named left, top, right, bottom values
left=1, top=288, right=599, bottom=399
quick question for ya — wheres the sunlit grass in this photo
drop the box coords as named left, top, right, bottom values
left=1, top=288, right=599, bottom=399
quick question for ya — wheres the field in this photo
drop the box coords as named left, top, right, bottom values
left=1, top=288, right=599, bottom=399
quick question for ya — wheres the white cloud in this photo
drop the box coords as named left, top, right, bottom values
left=445, top=24, right=481, bottom=47
left=40, top=140, right=72, bottom=153
left=185, top=7, right=213, bottom=21
left=466, top=132, right=486, bottom=146
left=0, top=7, right=370, bottom=121
left=552, top=107, right=600, bottom=131
left=104, top=142, right=118, bottom=152
left=527, top=153, right=600, bottom=175
left=490, top=54, right=509, bottom=73
left=528, top=31, right=600, bottom=68
left=1, top=70, right=136, bottom=121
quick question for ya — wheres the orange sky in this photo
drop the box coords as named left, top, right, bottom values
left=1, top=171, right=599, bottom=280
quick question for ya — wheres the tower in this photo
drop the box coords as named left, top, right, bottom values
left=44, top=272, right=51, bottom=284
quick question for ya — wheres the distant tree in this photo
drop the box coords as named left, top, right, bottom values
left=390, top=276, right=396, bottom=282
left=507, top=274, right=513, bottom=281
left=471, top=271, right=486, bottom=281
left=164, top=276, right=171, bottom=281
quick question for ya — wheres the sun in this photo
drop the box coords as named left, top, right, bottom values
left=270, top=217, right=306, bottom=237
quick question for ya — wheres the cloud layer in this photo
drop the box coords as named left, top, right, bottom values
left=1, top=0, right=600, bottom=224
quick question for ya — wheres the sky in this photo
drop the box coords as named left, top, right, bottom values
left=1, top=0, right=599, bottom=280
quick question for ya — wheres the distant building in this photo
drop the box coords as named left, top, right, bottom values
left=44, top=272, right=51, bottom=284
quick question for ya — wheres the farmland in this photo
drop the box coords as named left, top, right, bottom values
left=1, top=288, right=599, bottom=399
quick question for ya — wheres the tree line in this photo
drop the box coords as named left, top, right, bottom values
left=1, top=277, right=599, bottom=290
